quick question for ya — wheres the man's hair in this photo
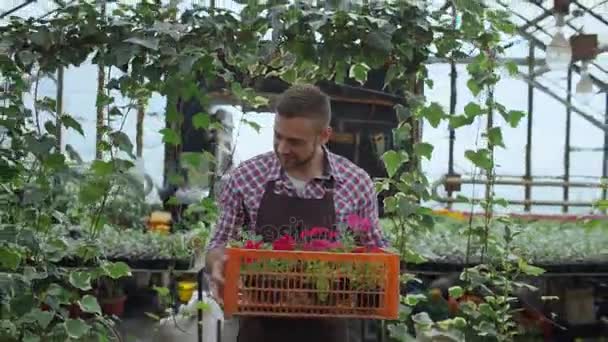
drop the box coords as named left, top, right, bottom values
left=275, top=84, right=331, bottom=128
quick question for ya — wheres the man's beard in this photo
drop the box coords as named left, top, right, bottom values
left=277, top=147, right=317, bottom=171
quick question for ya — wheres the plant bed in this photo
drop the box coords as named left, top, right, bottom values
left=174, top=258, right=192, bottom=270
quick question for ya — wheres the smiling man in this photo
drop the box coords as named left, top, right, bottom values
left=205, top=83, right=386, bottom=342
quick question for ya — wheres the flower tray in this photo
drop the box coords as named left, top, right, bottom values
left=222, top=247, right=400, bottom=320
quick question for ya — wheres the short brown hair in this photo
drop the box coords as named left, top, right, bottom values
left=275, top=84, right=331, bottom=128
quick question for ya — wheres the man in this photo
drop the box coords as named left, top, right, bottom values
left=205, top=84, right=386, bottom=342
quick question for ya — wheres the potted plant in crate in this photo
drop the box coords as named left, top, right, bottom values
left=223, top=214, right=399, bottom=319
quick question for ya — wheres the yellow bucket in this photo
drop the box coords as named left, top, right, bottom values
left=177, top=281, right=196, bottom=302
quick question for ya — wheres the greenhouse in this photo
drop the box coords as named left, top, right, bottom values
left=1, top=0, right=608, bottom=341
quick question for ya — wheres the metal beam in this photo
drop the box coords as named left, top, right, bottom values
left=495, top=0, right=608, bottom=92
left=427, top=56, right=545, bottom=65
left=517, top=72, right=608, bottom=132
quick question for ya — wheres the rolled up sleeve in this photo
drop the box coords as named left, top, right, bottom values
left=358, top=174, right=388, bottom=248
left=206, top=173, right=245, bottom=250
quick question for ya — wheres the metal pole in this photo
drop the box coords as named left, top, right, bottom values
left=604, top=93, right=608, bottom=200
left=525, top=44, right=534, bottom=212
left=56, top=66, right=64, bottom=152
left=564, top=66, right=573, bottom=213
left=447, top=6, right=457, bottom=210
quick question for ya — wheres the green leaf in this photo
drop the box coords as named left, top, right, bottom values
left=69, top=271, right=92, bottom=291
left=44, top=153, right=66, bottom=170
left=31, top=309, right=53, bottom=329
left=181, top=152, right=204, bottom=168
left=65, top=144, right=83, bottom=163
left=349, top=62, right=371, bottom=84
left=242, top=119, right=261, bottom=133
left=79, top=295, right=102, bottom=315
left=486, top=127, right=505, bottom=148
left=465, top=149, right=493, bottom=170
left=382, top=150, right=407, bottom=178
left=449, top=115, right=475, bottom=129
left=448, top=286, right=464, bottom=299
left=595, top=199, right=608, bottom=211
left=0, top=247, right=21, bottom=270
left=467, top=79, right=481, bottom=96
left=420, top=102, right=444, bottom=128
left=414, top=142, right=434, bottom=160
left=102, top=261, right=131, bottom=279
left=505, top=61, right=518, bottom=76
left=464, top=102, right=483, bottom=117
left=394, top=104, right=410, bottom=122
left=160, top=128, right=181, bottom=145
left=518, top=258, right=545, bottom=276
left=60, top=115, right=84, bottom=135
left=411, top=312, right=434, bottom=326
left=91, top=160, right=114, bottom=177
left=404, top=294, right=427, bottom=306
left=192, top=112, right=210, bottom=130
left=504, top=110, right=525, bottom=128
left=109, top=131, right=134, bottom=156
left=64, top=319, right=90, bottom=339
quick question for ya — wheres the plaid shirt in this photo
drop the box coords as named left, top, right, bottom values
left=207, top=147, right=386, bottom=249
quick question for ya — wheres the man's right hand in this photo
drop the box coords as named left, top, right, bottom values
left=205, top=247, right=227, bottom=304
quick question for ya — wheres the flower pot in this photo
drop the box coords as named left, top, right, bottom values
left=100, top=295, right=127, bottom=317
left=177, top=281, right=196, bottom=302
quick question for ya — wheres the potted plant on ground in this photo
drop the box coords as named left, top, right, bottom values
left=96, top=276, right=127, bottom=317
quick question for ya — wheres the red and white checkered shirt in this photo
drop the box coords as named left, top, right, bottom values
left=207, top=147, right=387, bottom=249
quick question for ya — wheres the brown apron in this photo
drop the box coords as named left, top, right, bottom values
left=237, top=179, right=349, bottom=342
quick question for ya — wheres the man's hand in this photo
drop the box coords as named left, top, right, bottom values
left=206, top=247, right=227, bottom=304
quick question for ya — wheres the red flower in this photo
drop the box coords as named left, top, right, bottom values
left=303, top=239, right=343, bottom=251
left=243, top=240, right=263, bottom=264
left=273, top=235, right=296, bottom=251
left=244, top=240, right=263, bottom=249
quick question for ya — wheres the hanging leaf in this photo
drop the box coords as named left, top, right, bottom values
left=60, top=115, right=84, bottom=135
left=382, top=150, right=408, bottom=178
left=414, top=142, right=434, bottom=160
left=465, top=149, right=493, bottom=170
left=449, top=115, right=475, bottom=129
left=464, top=102, right=483, bottom=118
left=518, top=258, right=545, bottom=276
left=486, top=127, right=505, bottom=148
left=420, top=102, right=444, bottom=128
left=504, top=110, right=525, bottom=128
left=109, top=131, right=134, bottom=156
left=160, top=128, right=181, bottom=145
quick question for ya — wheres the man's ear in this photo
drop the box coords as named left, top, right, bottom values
left=320, top=126, right=333, bottom=145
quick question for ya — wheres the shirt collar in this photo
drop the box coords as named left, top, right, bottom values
left=268, top=146, right=343, bottom=183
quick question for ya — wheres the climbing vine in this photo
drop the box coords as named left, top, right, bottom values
left=0, top=0, right=545, bottom=341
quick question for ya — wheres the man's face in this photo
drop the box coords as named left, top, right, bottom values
left=273, top=115, right=331, bottom=170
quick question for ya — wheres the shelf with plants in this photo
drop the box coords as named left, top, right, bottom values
left=381, top=212, right=608, bottom=273
left=222, top=214, right=400, bottom=319
left=51, top=225, right=204, bottom=271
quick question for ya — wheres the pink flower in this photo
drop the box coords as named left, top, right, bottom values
left=346, top=214, right=371, bottom=232
left=273, top=235, right=296, bottom=251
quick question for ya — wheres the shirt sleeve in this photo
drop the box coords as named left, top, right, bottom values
left=206, top=172, right=246, bottom=250
left=358, top=174, right=388, bottom=248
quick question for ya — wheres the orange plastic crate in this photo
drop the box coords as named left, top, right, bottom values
left=222, top=247, right=400, bottom=319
